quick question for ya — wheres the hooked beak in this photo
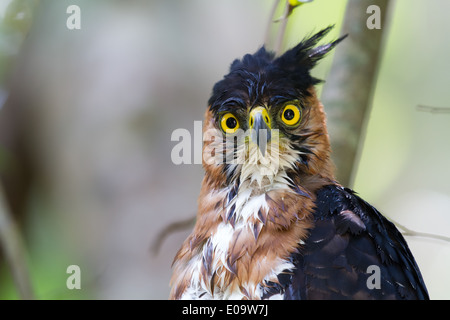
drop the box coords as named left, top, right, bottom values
left=249, top=106, right=271, bottom=156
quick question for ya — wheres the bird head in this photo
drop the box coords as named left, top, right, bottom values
left=203, top=26, right=346, bottom=190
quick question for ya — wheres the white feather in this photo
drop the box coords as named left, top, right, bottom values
left=182, top=129, right=301, bottom=299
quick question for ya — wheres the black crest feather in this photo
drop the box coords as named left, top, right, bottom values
left=275, top=25, right=347, bottom=70
left=208, top=25, right=346, bottom=113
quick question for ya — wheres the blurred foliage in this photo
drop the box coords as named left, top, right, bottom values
left=1, top=193, right=90, bottom=299
left=0, top=0, right=39, bottom=80
left=0, top=0, right=89, bottom=300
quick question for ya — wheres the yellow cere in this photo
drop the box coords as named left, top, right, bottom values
left=249, top=107, right=271, bottom=129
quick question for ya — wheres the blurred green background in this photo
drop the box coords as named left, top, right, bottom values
left=0, top=0, right=449, bottom=299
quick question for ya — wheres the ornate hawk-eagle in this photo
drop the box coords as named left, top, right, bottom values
left=169, top=26, right=429, bottom=300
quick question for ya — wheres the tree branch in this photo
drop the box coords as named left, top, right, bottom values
left=273, top=1, right=290, bottom=55
left=264, top=0, right=281, bottom=47
left=320, top=2, right=450, bottom=246
left=264, top=1, right=312, bottom=55
left=0, top=182, right=34, bottom=299
left=321, top=0, right=391, bottom=187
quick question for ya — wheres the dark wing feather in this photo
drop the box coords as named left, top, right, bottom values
left=268, top=185, right=429, bottom=300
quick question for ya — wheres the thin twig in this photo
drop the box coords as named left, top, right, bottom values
left=391, top=218, right=450, bottom=243
left=151, top=215, right=196, bottom=255
left=274, top=1, right=291, bottom=55
left=0, top=182, right=34, bottom=299
left=264, top=0, right=281, bottom=47
left=416, top=105, right=450, bottom=114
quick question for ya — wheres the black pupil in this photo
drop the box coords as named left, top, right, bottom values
left=226, top=117, right=237, bottom=129
left=284, top=109, right=295, bottom=121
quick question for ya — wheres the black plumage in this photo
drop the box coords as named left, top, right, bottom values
left=208, top=26, right=346, bottom=118
left=263, top=185, right=429, bottom=300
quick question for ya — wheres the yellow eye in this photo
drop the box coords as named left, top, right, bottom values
left=281, top=104, right=301, bottom=126
left=220, top=113, right=240, bottom=133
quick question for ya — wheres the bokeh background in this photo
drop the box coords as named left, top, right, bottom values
left=0, top=0, right=449, bottom=299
